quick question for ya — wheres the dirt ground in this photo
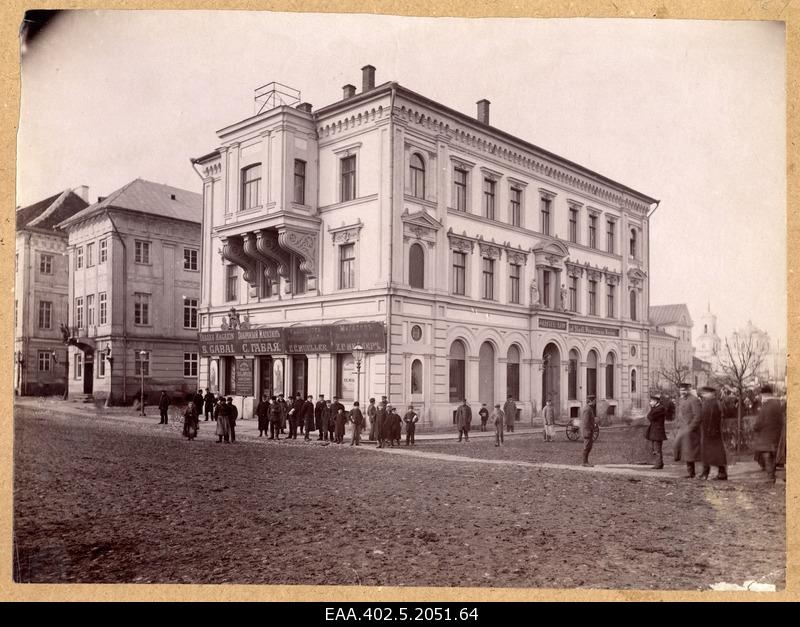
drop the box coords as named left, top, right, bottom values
left=13, top=406, right=785, bottom=589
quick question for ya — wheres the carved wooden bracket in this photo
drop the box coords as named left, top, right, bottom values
left=222, top=235, right=259, bottom=287
left=278, top=228, right=318, bottom=277
left=256, top=229, right=291, bottom=281
left=242, top=231, right=279, bottom=284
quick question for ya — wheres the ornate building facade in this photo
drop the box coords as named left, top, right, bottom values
left=193, top=67, right=659, bottom=425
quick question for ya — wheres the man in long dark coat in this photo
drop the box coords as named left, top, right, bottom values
left=329, top=397, right=343, bottom=442
left=388, top=406, right=402, bottom=447
left=203, top=389, right=215, bottom=421
left=314, top=394, right=327, bottom=440
left=256, top=393, right=270, bottom=436
left=350, top=401, right=365, bottom=446
left=374, top=400, right=389, bottom=448
left=302, top=394, right=315, bottom=441
left=268, top=396, right=282, bottom=440
left=503, top=396, right=517, bottom=433
left=455, top=399, right=472, bottom=442
left=403, top=405, right=419, bottom=446
left=320, top=399, right=332, bottom=442
left=698, top=386, right=727, bottom=480
left=367, top=398, right=377, bottom=440
left=226, top=397, right=238, bottom=443
left=752, top=384, right=785, bottom=483
left=289, top=393, right=303, bottom=439
left=673, top=382, right=703, bottom=478
left=158, top=390, right=170, bottom=424
left=277, top=394, right=288, bottom=433
left=645, top=394, right=668, bottom=469
left=193, top=389, right=205, bottom=417
left=580, top=395, right=597, bottom=467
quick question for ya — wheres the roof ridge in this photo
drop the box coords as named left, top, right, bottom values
left=26, top=189, right=71, bottom=228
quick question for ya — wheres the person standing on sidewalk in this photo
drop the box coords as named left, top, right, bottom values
left=645, top=394, right=667, bottom=469
left=226, top=397, right=238, bottom=443
left=367, top=398, right=377, bottom=441
left=503, top=395, right=516, bottom=433
left=456, top=399, right=472, bottom=442
left=543, top=399, right=556, bottom=442
left=203, top=389, right=215, bottom=421
left=478, top=404, right=489, bottom=432
left=193, top=390, right=204, bottom=418
left=314, top=394, right=327, bottom=440
left=302, top=394, right=315, bottom=441
left=492, top=403, right=505, bottom=447
left=277, top=393, right=288, bottom=434
left=673, top=382, right=703, bottom=478
left=158, top=391, right=170, bottom=425
left=328, top=398, right=340, bottom=442
left=403, top=405, right=418, bottom=446
left=257, top=393, right=270, bottom=437
left=268, top=396, right=281, bottom=440
left=320, top=399, right=332, bottom=442
left=580, top=395, right=597, bottom=467
left=752, top=384, right=785, bottom=483
left=183, top=401, right=199, bottom=440
left=334, top=407, right=348, bottom=444
left=214, top=397, right=230, bottom=443
left=698, top=386, right=727, bottom=480
left=289, top=393, right=303, bottom=439
left=374, top=400, right=389, bottom=448
left=350, top=401, right=364, bottom=446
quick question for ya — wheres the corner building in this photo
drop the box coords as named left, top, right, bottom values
left=193, top=67, right=658, bottom=425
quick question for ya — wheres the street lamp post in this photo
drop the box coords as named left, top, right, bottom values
left=139, top=350, right=147, bottom=416
left=104, top=345, right=113, bottom=408
left=352, top=344, right=365, bottom=406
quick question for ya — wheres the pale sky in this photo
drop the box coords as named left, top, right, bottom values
left=16, top=11, right=787, bottom=347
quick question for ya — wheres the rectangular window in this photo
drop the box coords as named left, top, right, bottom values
left=184, top=352, right=199, bottom=377
left=542, top=270, right=551, bottom=308
left=98, top=352, right=106, bottom=377
left=482, top=258, right=495, bottom=300
left=241, top=164, right=262, bottom=210
left=134, top=351, right=150, bottom=376
left=339, top=243, right=355, bottom=289
left=87, top=294, right=95, bottom=326
left=568, top=208, right=578, bottom=244
left=452, top=251, right=466, bottom=296
left=540, top=197, right=552, bottom=236
left=340, top=155, right=356, bottom=202
left=260, top=265, right=272, bottom=299
left=38, top=350, right=52, bottom=372
left=449, top=358, right=465, bottom=403
left=39, top=254, right=53, bottom=275
left=294, top=159, right=306, bottom=204
left=294, top=259, right=307, bottom=295
left=606, top=220, right=616, bottom=254
left=74, top=353, right=83, bottom=379
left=75, top=246, right=84, bottom=269
left=99, top=292, right=107, bottom=325
left=134, top=293, right=150, bottom=325
left=134, top=240, right=150, bottom=264
left=86, top=242, right=94, bottom=267
left=99, top=239, right=108, bottom=263
left=454, top=168, right=467, bottom=212
left=38, top=301, right=52, bottom=329
left=569, top=276, right=578, bottom=312
left=183, top=248, right=198, bottom=271
left=588, top=279, right=597, bottom=315
left=509, top=187, right=522, bottom=227
left=568, top=356, right=578, bottom=400
left=482, top=178, right=496, bottom=220
left=588, top=215, right=597, bottom=249
left=607, top=284, right=615, bottom=318
left=75, top=297, right=84, bottom=329
left=183, top=297, right=198, bottom=329
left=225, top=265, right=238, bottom=302
left=509, top=263, right=521, bottom=304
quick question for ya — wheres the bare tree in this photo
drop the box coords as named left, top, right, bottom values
left=652, top=362, right=692, bottom=396
left=713, top=330, right=767, bottom=452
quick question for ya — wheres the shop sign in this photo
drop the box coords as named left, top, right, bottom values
left=539, top=318, right=568, bottom=330
left=569, top=323, right=620, bottom=337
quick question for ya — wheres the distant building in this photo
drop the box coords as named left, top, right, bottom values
left=57, top=179, right=202, bottom=404
left=695, top=303, right=721, bottom=369
left=648, top=304, right=693, bottom=372
left=191, top=66, right=658, bottom=425
left=692, top=356, right=713, bottom=390
left=648, top=327, right=677, bottom=392
left=14, top=187, right=89, bottom=395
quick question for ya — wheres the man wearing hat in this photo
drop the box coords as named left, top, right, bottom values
left=491, top=403, right=505, bottom=446
left=698, top=385, right=727, bottom=480
left=752, top=384, right=785, bottom=483
left=673, top=382, right=703, bottom=478
left=374, top=400, right=389, bottom=448
left=580, top=395, right=597, bottom=467
left=503, top=395, right=517, bottom=433
left=645, top=393, right=668, bottom=469
left=403, top=404, right=419, bottom=446
left=455, top=398, right=472, bottom=442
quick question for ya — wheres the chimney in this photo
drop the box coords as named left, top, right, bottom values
left=97, top=196, right=106, bottom=203
left=296, top=102, right=313, bottom=113
left=170, top=193, right=176, bottom=200
left=361, top=65, right=376, bottom=92
left=72, top=185, right=89, bottom=203
left=343, top=84, right=356, bottom=99
left=477, top=99, right=490, bottom=125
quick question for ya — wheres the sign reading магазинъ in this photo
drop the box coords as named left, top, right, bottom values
left=568, top=323, right=620, bottom=337
left=538, top=318, right=568, bottom=330
left=198, top=322, right=386, bottom=356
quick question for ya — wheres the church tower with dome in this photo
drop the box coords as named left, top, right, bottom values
left=695, top=303, right=721, bottom=366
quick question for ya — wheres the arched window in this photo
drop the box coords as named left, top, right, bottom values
left=630, top=290, right=637, bottom=321
left=409, top=243, right=425, bottom=289
left=629, top=228, right=637, bottom=258
left=586, top=350, right=598, bottom=399
left=506, top=345, right=520, bottom=400
left=411, top=359, right=422, bottom=394
left=568, top=349, right=579, bottom=400
left=410, top=153, right=425, bottom=199
left=631, top=368, right=637, bottom=394
left=704, top=324, right=708, bottom=334
left=448, top=340, right=466, bottom=403
left=605, top=352, right=615, bottom=399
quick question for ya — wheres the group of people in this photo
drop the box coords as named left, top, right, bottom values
left=172, top=390, right=240, bottom=443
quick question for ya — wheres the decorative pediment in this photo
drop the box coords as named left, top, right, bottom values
left=532, top=239, right=569, bottom=268
left=627, top=267, right=647, bottom=281
left=329, top=220, right=364, bottom=244
left=402, top=210, right=441, bottom=243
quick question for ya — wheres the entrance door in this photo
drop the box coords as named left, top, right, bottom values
left=259, top=357, right=272, bottom=399
left=292, top=355, right=307, bottom=398
left=478, top=342, right=495, bottom=406
left=83, top=360, right=94, bottom=394
left=542, top=343, right=561, bottom=417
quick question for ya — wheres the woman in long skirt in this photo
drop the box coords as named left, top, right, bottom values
left=214, top=397, right=230, bottom=443
left=183, top=402, right=199, bottom=440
